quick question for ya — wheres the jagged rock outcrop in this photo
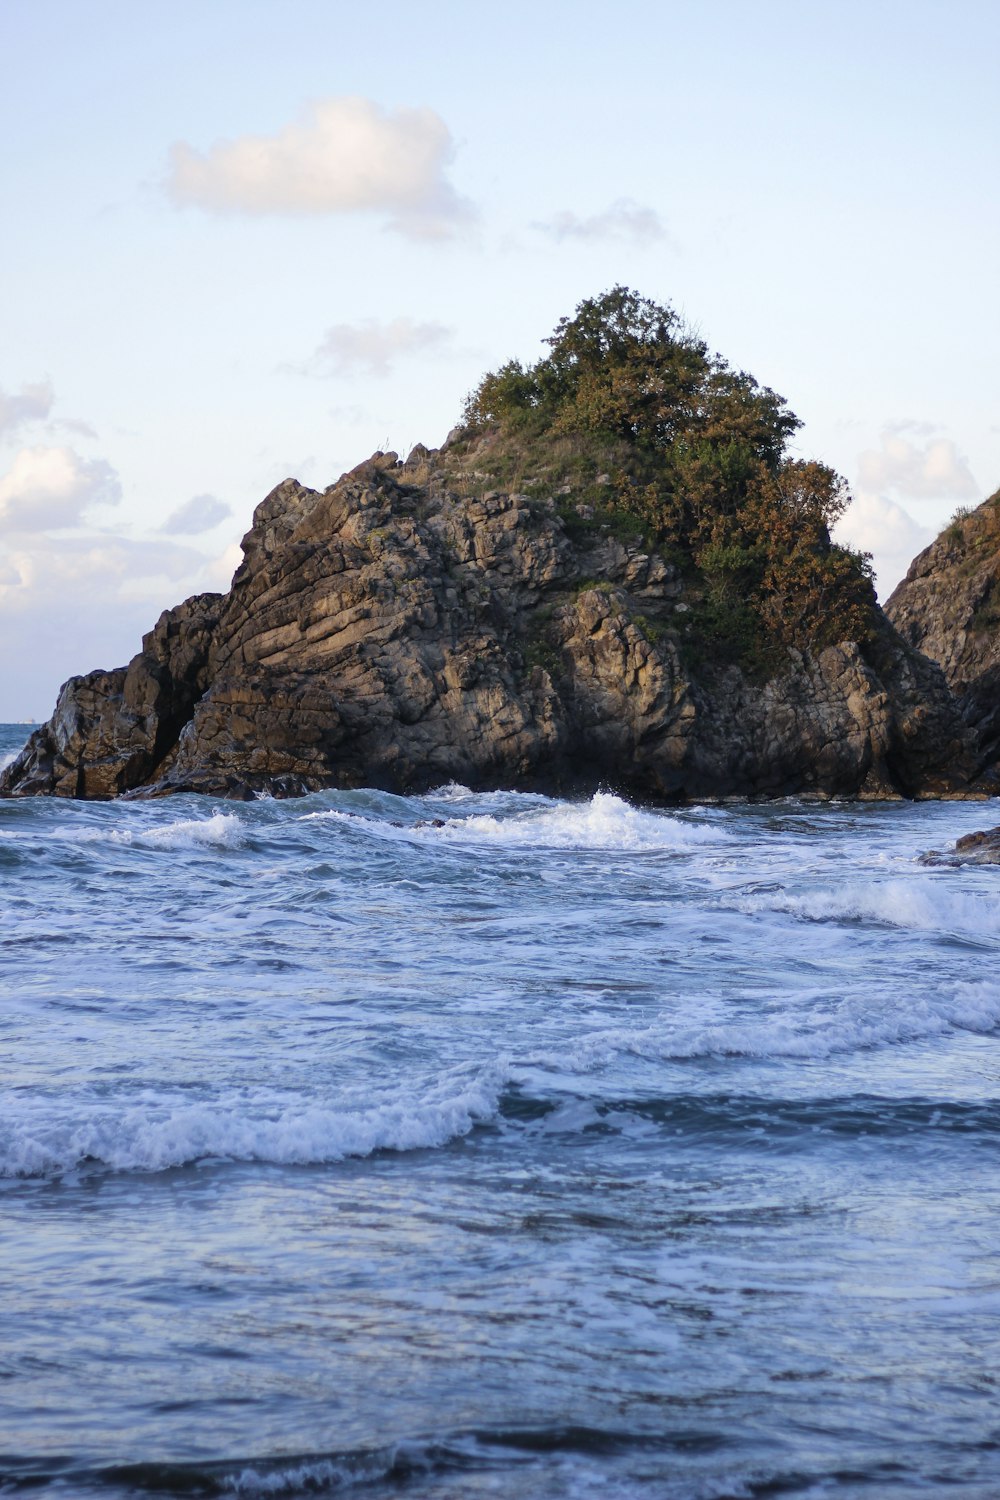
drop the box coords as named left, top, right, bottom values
left=886, top=489, right=1000, bottom=775
left=1, top=444, right=993, bottom=803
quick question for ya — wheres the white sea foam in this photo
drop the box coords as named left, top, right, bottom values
left=298, top=791, right=724, bottom=852
left=527, top=980, right=1000, bottom=1068
left=222, top=1453, right=389, bottom=1495
left=131, top=811, right=247, bottom=851
left=0, top=749, right=19, bottom=773
left=0, top=1068, right=504, bottom=1179
left=219, top=1434, right=539, bottom=1496
left=437, top=792, right=726, bottom=852
left=218, top=1435, right=663, bottom=1498
left=427, top=781, right=476, bottom=801
left=298, top=808, right=414, bottom=839
left=219, top=1432, right=651, bottom=1498
left=735, top=878, right=999, bottom=942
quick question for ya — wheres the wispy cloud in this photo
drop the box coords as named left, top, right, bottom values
left=160, top=492, right=233, bottom=536
left=308, top=318, right=453, bottom=378
left=49, top=416, right=99, bottom=440
left=0, top=380, right=54, bottom=441
left=534, top=198, right=667, bottom=245
left=167, top=96, right=475, bottom=240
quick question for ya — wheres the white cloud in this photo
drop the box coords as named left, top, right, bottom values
left=167, top=96, right=474, bottom=239
left=534, top=198, right=667, bottom=245
left=845, top=425, right=982, bottom=596
left=311, top=318, right=453, bottom=377
left=0, top=532, right=217, bottom=718
left=0, top=446, right=121, bottom=532
left=858, top=429, right=979, bottom=501
left=161, top=492, right=233, bottom=535
left=833, top=491, right=934, bottom=602
left=0, top=380, right=54, bottom=439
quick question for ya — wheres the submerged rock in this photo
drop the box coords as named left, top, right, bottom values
left=922, top=823, right=1000, bottom=867
left=1, top=443, right=993, bottom=804
left=954, top=825, right=1000, bottom=863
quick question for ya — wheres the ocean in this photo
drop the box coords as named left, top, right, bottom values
left=2, top=717, right=999, bottom=1499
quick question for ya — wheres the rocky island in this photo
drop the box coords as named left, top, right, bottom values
left=3, top=289, right=997, bottom=804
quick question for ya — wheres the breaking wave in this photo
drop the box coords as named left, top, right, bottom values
left=435, top=793, right=727, bottom=851
left=301, top=792, right=724, bottom=852
left=35, top=811, right=248, bottom=853
left=6, top=1426, right=742, bottom=1500
left=526, top=980, right=1000, bottom=1067
left=0, top=1068, right=504, bottom=1180
left=735, top=878, right=1000, bottom=943
left=509, top=1090, right=1000, bottom=1146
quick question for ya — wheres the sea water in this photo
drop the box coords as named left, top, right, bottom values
left=1, top=718, right=999, bottom=1498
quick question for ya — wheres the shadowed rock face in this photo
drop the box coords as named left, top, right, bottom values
left=886, top=491, right=1000, bottom=692
left=885, top=490, right=1000, bottom=776
left=1, top=445, right=992, bottom=803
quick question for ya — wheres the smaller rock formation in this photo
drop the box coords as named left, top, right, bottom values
left=886, top=490, right=1000, bottom=691
left=3, top=594, right=223, bottom=799
left=886, top=489, right=1000, bottom=781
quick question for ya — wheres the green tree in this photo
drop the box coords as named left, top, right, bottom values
left=462, top=288, right=874, bottom=658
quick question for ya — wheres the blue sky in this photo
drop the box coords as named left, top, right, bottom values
left=1, top=0, right=997, bottom=718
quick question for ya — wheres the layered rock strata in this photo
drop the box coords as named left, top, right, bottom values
left=1, top=447, right=992, bottom=803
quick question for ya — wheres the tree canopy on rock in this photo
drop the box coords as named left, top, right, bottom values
left=462, top=287, right=874, bottom=658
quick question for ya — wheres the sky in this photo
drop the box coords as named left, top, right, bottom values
left=1, top=0, right=997, bottom=720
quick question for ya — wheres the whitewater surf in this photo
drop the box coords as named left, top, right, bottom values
left=2, top=721, right=999, bottom=1498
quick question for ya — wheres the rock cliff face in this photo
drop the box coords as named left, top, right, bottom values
left=886, top=491, right=1000, bottom=689
left=2, top=440, right=991, bottom=804
left=886, top=490, right=1000, bottom=776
